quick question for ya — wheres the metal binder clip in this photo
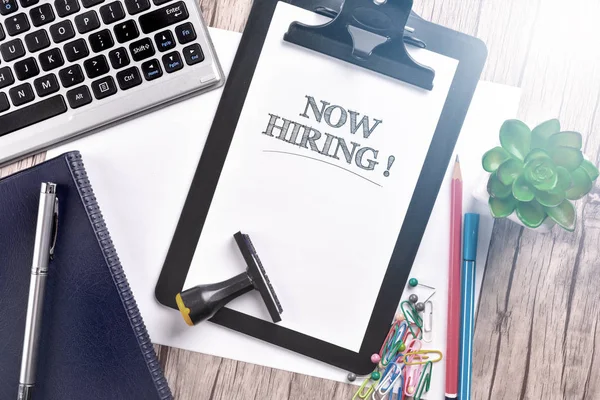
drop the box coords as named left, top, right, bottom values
left=313, top=7, right=427, bottom=49
left=284, top=0, right=435, bottom=90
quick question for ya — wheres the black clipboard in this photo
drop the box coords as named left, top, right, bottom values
left=156, top=0, right=487, bottom=374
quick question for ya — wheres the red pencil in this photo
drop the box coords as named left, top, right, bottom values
left=446, top=156, right=462, bottom=400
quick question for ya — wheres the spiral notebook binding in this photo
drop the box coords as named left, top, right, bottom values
left=65, top=151, right=173, bottom=400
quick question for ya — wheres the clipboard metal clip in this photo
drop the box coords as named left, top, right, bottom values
left=284, top=0, right=435, bottom=90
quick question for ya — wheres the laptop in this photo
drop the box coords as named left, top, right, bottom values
left=0, top=0, right=224, bottom=164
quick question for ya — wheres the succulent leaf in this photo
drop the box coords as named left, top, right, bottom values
left=482, top=147, right=511, bottom=173
left=545, top=200, right=576, bottom=232
left=489, top=196, right=517, bottom=218
left=565, top=167, right=593, bottom=200
left=547, top=131, right=583, bottom=150
left=531, top=119, right=560, bottom=149
left=523, top=157, right=558, bottom=191
left=496, top=158, right=523, bottom=185
left=555, top=166, right=572, bottom=191
left=524, top=148, right=551, bottom=163
left=579, top=159, right=599, bottom=181
left=512, top=174, right=535, bottom=202
left=551, top=146, right=584, bottom=171
left=516, top=200, right=547, bottom=228
left=535, top=188, right=565, bottom=207
left=500, top=119, right=531, bottom=161
left=487, top=173, right=512, bottom=199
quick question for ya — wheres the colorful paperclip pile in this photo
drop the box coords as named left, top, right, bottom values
left=351, top=301, right=443, bottom=400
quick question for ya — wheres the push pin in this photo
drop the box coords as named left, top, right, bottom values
left=416, top=291, right=436, bottom=312
left=408, top=277, right=435, bottom=290
left=347, top=373, right=357, bottom=382
left=408, top=294, right=419, bottom=304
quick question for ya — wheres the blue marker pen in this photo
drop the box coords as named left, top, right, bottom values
left=458, top=213, right=479, bottom=400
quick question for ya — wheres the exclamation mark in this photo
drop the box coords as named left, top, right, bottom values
left=384, top=155, right=395, bottom=177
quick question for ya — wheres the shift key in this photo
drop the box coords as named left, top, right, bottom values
left=139, top=2, right=189, bottom=34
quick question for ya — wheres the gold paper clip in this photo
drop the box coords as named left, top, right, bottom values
left=403, top=350, right=443, bottom=365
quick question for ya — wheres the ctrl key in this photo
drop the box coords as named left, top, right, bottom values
left=183, top=43, right=204, bottom=66
left=141, top=59, right=162, bottom=81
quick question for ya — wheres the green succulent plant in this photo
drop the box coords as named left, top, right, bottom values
left=482, top=119, right=598, bottom=231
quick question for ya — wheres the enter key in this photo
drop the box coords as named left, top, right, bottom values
left=139, top=2, right=189, bottom=34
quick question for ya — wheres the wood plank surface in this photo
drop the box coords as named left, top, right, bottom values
left=2, top=0, right=600, bottom=399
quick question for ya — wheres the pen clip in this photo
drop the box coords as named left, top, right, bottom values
left=49, top=197, right=59, bottom=260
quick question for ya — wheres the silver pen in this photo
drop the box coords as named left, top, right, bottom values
left=17, top=183, right=59, bottom=400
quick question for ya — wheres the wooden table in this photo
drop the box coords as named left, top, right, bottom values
left=3, top=0, right=600, bottom=398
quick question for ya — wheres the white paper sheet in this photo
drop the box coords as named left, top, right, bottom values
left=47, top=27, right=521, bottom=391
left=186, top=1, right=459, bottom=352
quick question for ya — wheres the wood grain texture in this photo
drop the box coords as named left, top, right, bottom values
left=3, top=0, right=600, bottom=398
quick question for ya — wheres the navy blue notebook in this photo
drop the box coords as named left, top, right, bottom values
left=0, top=152, right=172, bottom=400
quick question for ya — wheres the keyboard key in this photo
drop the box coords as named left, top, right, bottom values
left=124, top=0, right=148, bottom=15
left=139, top=2, right=188, bottom=34
left=0, top=24, right=5, bottom=41
left=162, top=50, right=181, bottom=73
left=63, top=38, right=88, bottom=61
left=175, top=22, right=195, bottom=44
left=50, top=20, right=75, bottom=43
left=14, top=56, right=38, bottom=80
left=83, top=54, right=108, bottom=78
left=29, top=4, right=54, bottom=27
left=141, top=58, right=160, bottom=81
left=75, top=10, right=99, bottom=34
left=38, top=48, right=63, bottom=71
left=66, top=84, right=90, bottom=108
left=113, top=20, right=138, bottom=43
left=1, top=39, right=25, bottom=61
left=182, top=43, right=203, bottom=65
left=0, top=66, right=14, bottom=88
left=0, top=0, right=18, bottom=16
left=33, top=73, right=59, bottom=96
left=19, top=0, right=38, bottom=7
left=89, top=29, right=113, bottom=53
left=154, top=30, right=174, bottom=52
left=58, top=64, right=83, bottom=87
left=129, top=37, right=153, bottom=61
left=81, top=0, right=102, bottom=8
left=108, top=47, right=128, bottom=69
left=91, top=75, right=116, bottom=99
left=100, top=1, right=124, bottom=24
left=9, top=82, right=34, bottom=106
left=0, top=92, right=9, bottom=112
left=54, top=0, right=79, bottom=17
left=116, top=66, right=140, bottom=90
left=0, top=95, right=66, bottom=136
left=25, top=30, right=49, bottom=52
left=153, top=0, right=171, bottom=5
left=5, top=13, right=30, bottom=36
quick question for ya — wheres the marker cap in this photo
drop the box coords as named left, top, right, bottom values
left=463, top=213, right=480, bottom=261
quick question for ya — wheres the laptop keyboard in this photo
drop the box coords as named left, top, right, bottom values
left=0, top=0, right=206, bottom=137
